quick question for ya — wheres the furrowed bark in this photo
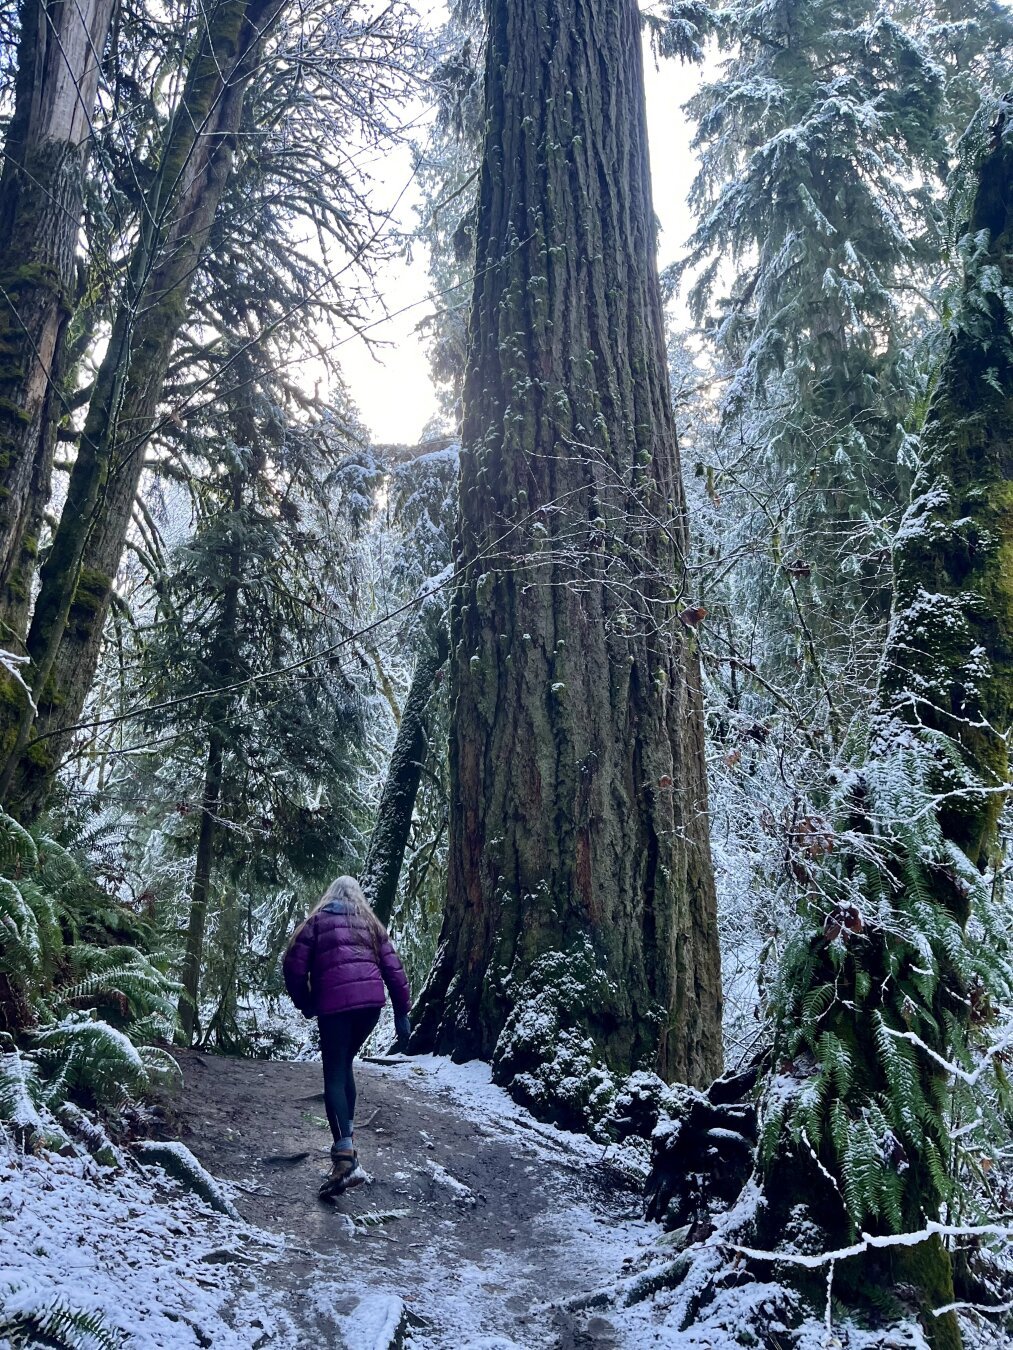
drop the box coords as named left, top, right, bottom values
left=0, top=0, right=285, bottom=817
left=412, top=0, right=722, bottom=1096
left=0, top=0, right=116, bottom=638
left=361, top=615, right=449, bottom=928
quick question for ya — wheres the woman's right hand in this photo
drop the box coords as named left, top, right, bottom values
left=394, top=1012, right=411, bottom=1051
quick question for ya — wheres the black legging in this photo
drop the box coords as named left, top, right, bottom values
left=318, top=1007, right=381, bottom=1152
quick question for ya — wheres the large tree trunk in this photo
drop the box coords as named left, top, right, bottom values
left=361, top=615, right=449, bottom=927
left=0, top=0, right=284, bottom=816
left=412, top=0, right=722, bottom=1099
left=0, top=0, right=117, bottom=636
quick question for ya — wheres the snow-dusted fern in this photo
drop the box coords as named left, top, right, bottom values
left=58, top=944, right=179, bottom=1035
left=32, top=1016, right=178, bottom=1109
left=0, top=1048, right=72, bottom=1151
left=0, top=806, right=180, bottom=1130
left=760, top=726, right=1013, bottom=1236
left=0, top=1301, right=120, bottom=1350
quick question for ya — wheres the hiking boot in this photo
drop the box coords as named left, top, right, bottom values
left=318, top=1150, right=365, bottom=1199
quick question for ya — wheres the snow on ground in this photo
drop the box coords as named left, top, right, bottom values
left=394, top=1053, right=645, bottom=1170
left=0, top=1135, right=279, bottom=1348
left=368, top=1055, right=666, bottom=1347
left=3, top=1055, right=985, bottom=1348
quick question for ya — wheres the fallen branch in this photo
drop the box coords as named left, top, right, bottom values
left=722, top=1218, right=1013, bottom=1270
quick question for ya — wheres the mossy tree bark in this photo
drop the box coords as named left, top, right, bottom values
left=0, top=0, right=285, bottom=818
left=361, top=614, right=449, bottom=928
left=884, top=99, right=1013, bottom=858
left=412, top=0, right=723, bottom=1092
left=876, top=99, right=1013, bottom=1348
left=755, top=99, right=1013, bottom=1350
left=0, top=0, right=117, bottom=642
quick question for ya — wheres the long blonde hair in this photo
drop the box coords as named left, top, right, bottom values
left=289, top=875, right=386, bottom=952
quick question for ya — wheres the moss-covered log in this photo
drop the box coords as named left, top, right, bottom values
left=361, top=614, right=449, bottom=928
left=0, top=0, right=286, bottom=817
left=0, top=0, right=116, bottom=636
left=412, top=0, right=723, bottom=1100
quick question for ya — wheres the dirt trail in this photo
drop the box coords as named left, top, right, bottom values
left=167, top=1050, right=652, bottom=1349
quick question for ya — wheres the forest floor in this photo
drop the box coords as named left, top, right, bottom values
left=9, top=1050, right=986, bottom=1347
left=163, top=1049, right=662, bottom=1348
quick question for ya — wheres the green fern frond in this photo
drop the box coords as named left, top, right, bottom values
left=840, top=1113, right=882, bottom=1226
left=0, top=808, right=39, bottom=874
left=0, top=1046, right=45, bottom=1132
left=32, top=1017, right=152, bottom=1108
left=57, top=946, right=180, bottom=1030
left=816, top=1030, right=853, bottom=1096
left=0, top=876, right=41, bottom=974
left=138, top=1045, right=182, bottom=1084
left=0, top=1301, right=120, bottom=1350
left=0, top=1048, right=72, bottom=1150
left=33, top=834, right=84, bottom=897
left=799, top=981, right=837, bottom=1040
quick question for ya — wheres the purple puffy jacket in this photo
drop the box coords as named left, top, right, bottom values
left=282, top=901, right=410, bottom=1018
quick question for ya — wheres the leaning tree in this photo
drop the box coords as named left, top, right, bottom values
left=412, top=0, right=723, bottom=1110
left=0, top=0, right=117, bottom=622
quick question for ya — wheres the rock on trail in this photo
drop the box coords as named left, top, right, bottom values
left=166, top=1050, right=655, bottom=1348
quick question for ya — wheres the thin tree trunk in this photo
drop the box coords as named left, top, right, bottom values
left=0, top=0, right=116, bottom=629
left=0, top=0, right=284, bottom=816
left=177, top=462, right=246, bottom=1045
left=178, top=728, right=225, bottom=1045
left=2, top=305, right=101, bottom=650
left=204, top=885, right=243, bottom=1050
left=412, top=0, right=722, bottom=1095
left=361, top=617, right=449, bottom=927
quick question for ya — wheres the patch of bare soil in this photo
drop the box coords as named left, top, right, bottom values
left=165, top=1050, right=646, bottom=1348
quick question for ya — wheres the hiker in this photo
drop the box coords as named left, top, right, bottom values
left=283, top=875, right=411, bottom=1199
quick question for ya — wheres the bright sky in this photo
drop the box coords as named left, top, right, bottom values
left=339, top=24, right=705, bottom=446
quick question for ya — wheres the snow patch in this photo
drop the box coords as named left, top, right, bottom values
left=0, top=1137, right=281, bottom=1348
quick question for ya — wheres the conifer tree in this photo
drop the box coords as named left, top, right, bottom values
left=678, top=0, right=949, bottom=684
left=754, top=94, right=1013, bottom=1349
left=413, top=0, right=723, bottom=1108
left=0, top=0, right=423, bottom=824
left=0, top=0, right=289, bottom=815
left=118, top=362, right=368, bottom=1047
